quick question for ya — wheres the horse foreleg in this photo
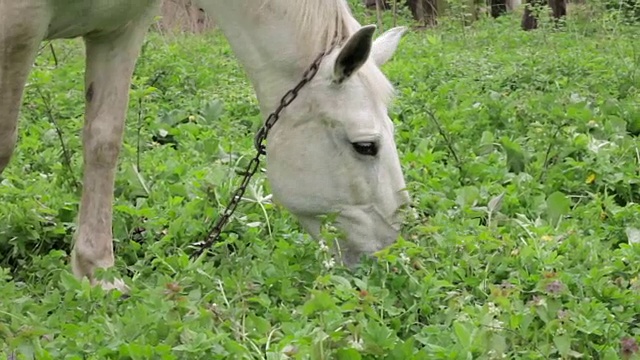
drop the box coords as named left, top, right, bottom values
left=71, top=11, right=156, bottom=291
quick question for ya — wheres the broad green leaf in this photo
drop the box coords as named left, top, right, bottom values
left=453, top=321, right=472, bottom=349
left=336, top=348, right=362, bottom=360
left=546, top=191, right=571, bottom=226
left=475, top=130, right=496, bottom=155
left=302, top=290, right=338, bottom=315
left=553, top=334, right=572, bottom=357
left=202, top=98, right=225, bottom=124
left=500, top=137, right=527, bottom=174
left=488, top=192, right=505, bottom=214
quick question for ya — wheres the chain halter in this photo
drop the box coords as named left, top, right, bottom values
left=190, top=36, right=342, bottom=259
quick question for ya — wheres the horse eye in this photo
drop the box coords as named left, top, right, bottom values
left=351, top=141, right=378, bottom=156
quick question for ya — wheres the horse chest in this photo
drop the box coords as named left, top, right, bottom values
left=45, top=0, right=160, bottom=40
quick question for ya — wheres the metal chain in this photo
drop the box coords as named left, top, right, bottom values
left=190, top=38, right=341, bottom=259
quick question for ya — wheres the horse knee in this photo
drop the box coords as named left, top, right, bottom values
left=83, top=123, right=124, bottom=167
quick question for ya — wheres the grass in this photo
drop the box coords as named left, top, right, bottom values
left=1, top=4, right=640, bottom=359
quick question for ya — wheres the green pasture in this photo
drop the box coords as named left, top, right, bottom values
left=1, top=5, right=639, bottom=359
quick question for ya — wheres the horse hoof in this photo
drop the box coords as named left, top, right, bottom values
left=96, top=278, right=129, bottom=294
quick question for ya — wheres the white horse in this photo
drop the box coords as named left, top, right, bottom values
left=0, top=0, right=410, bottom=290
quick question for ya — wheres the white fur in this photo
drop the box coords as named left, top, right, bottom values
left=372, top=26, right=408, bottom=67
left=0, top=0, right=409, bottom=289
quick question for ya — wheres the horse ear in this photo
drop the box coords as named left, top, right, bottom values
left=333, top=25, right=376, bottom=84
left=371, top=26, right=407, bottom=67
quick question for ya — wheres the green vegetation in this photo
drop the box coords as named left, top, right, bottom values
left=1, top=5, right=639, bottom=359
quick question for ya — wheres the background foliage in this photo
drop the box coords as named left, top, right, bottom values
left=1, top=2, right=639, bottom=359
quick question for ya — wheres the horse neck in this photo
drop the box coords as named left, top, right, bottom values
left=195, top=0, right=350, bottom=114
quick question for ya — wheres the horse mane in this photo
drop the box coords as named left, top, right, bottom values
left=278, top=0, right=357, bottom=56
left=260, top=0, right=395, bottom=104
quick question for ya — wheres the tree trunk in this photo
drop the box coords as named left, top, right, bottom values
left=521, top=0, right=566, bottom=30
left=364, top=0, right=439, bottom=26
left=364, top=0, right=391, bottom=8
left=406, top=0, right=438, bottom=26
left=549, top=0, right=567, bottom=20
left=489, top=0, right=508, bottom=17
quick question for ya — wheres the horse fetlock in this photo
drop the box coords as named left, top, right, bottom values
left=71, top=236, right=127, bottom=292
left=71, top=234, right=114, bottom=277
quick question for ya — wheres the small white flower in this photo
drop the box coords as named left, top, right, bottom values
left=282, top=344, right=298, bottom=357
left=399, top=252, right=410, bottom=264
left=487, top=302, right=500, bottom=316
left=319, top=240, right=329, bottom=252
left=556, top=327, right=566, bottom=335
left=535, top=298, right=547, bottom=307
left=487, top=350, right=507, bottom=359
left=488, top=318, right=504, bottom=331
left=323, top=258, right=335, bottom=270
left=410, top=207, right=420, bottom=220
left=349, top=337, right=364, bottom=350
